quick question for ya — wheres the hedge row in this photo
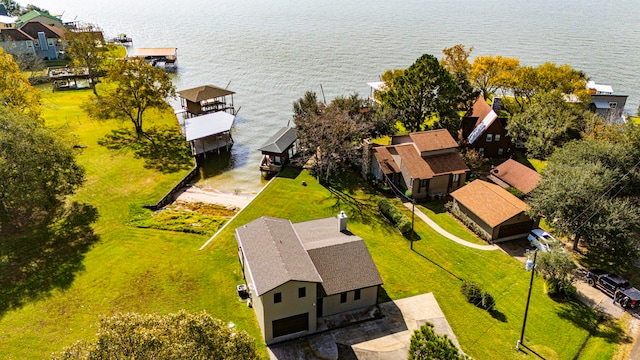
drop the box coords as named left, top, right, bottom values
left=444, top=202, right=491, bottom=242
left=377, top=198, right=412, bottom=234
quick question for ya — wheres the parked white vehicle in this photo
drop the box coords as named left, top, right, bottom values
left=527, top=229, right=563, bottom=252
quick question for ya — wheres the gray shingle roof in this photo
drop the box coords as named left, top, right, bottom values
left=235, top=217, right=321, bottom=296
left=258, top=127, right=297, bottom=154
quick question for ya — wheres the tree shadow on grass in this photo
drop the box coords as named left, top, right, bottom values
left=0, top=202, right=99, bottom=317
left=98, top=126, right=193, bottom=173
left=556, top=300, right=631, bottom=344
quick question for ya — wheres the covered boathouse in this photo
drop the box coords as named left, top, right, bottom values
left=131, top=47, right=177, bottom=72
left=176, top=84, right=237, bottom=157
left=258, top=126, right=297, bottom=177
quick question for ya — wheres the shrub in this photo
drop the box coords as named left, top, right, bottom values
left=461, top=281, right=495, bottom=311
left=377, top=198, right=412, bottom=234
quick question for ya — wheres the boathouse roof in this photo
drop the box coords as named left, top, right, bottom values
left=177, top=85, right=235, bottom=102
left=258, top=127, right=297, bottom=154
left=132, top=47, right=177, bottom=58
left=181, top=111, right=235, bottom=141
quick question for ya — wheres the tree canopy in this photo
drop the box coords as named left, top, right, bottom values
left=64, top=24, right=106, bottom=95
left=408, top=322, right=469, bottom=360
left=506, top=91, right=598, bottom=159
left=0, top=107, right=85, bottom=233
left=84, top=58, right=175, bottom=138
left=293, top=91, right=394, bottom=183
left=54, top=311, right=259, bottom=360
left=528, top=138, right=640, bottom=266
left=470, top=55, right=520, bottom=100
left=0, top=47, right=40, bottom=117
left=380, top=53, right=463, bottom=134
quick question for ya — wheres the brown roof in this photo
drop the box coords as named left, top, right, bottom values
left=177, top=84, right=235, bottom=102
left=487, top=159, right=541, bottom=194
left=409, top=129, right=459, bottom=153
left=395, top=144, right=468, bottom=179
left=450, top=180, right=530, bottom=227
left=464, top=95, right=494, bottom=127
left=295, top=217, right=383, bottom=296
left=0, top=28, right=32, bottom=41
left=372, top=146, right=400, bottom=175
left=235, top=217, right=321, bottom=296
left=20, top=21, right=63, bottom=39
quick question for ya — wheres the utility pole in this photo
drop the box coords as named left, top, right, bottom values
left=517, top=249, right=537, bottom=350
left=410, top=199, right=415, bottom=250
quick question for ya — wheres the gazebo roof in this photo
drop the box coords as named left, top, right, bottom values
left=258, top=127, right=297, bottom=154
left=177, top=85, right=235, bottom=102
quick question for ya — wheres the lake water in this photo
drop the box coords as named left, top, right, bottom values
left=32, top=0, right=640, bottom=193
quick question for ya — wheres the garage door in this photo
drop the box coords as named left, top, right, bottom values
left=272, top=313, right=309, bottom=338
left=497, top=221, right=533, bottom=238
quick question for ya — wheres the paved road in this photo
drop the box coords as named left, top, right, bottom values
left=402, top=202, right=499, bottom=251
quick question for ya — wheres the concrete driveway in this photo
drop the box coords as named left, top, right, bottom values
left=268, top=293, right=461, bottom=360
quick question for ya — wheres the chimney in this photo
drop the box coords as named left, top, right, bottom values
left=338, top=211, right=347, bottom=232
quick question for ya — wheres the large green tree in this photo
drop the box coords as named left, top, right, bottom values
left=0, top=47, right=40, bottom=117
left=380, top=53, right=462, bottom=134
left=64, top=24, right=106, bottom=96
left=440, top=44, right=479, bottom=112
left=293, top=91, right=394, bottom=183
left=408, top=322, right=469, bottom=360
left=506, top=91, right=598, bottom=159
left=53, top=311, right=259, bottom=360
left=0, top=107, right=85, bottom=233
left=84, top=58, right=175, bottom=139
left=528, top=139, right=640, bottom=265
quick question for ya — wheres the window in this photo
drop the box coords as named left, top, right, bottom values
left=486, top=134, right=493, bottom=142
left=497, top=148, right=504, bottom=155
left=452, top=174, right=460, bottom=182
left=419, top=179, right=429, bottom=191
left=274, top=292, right=282, bottom=303
left=354, top=289, right=361, bottom=300
left=609, top=102, right=618, bottom=109
left=409, top=178, right=414, bottom=188
left=47, top=38, right=55, bottom=46
left=340, top=292, right=347, bottom=303
left=494, top=134, right=501, bottom=142
left=478, top=148, right=484, bottom=154
left=298, top=287, right=306, bottom=298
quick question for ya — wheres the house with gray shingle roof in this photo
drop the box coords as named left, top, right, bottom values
left=235, top=212, right=382, bottom=344
left=258, top=126, right=297, bottom=177
left=369, top=129, right=469, bottom=199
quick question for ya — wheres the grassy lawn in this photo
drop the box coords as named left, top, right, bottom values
left=0, top=87, right=625, bottom=359
left=208, top=168, right=622, bottom=359
left=0, top=89, right=262, bottom=358
left=416, top=201, right=486, bottom=245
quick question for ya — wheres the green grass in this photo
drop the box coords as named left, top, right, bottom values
left=416, top=201, right=486, bottom=245
left=206, top=168, right=622, bottom=359
left=0, top=89, right=263, bottom=359
left=0, top=88, right=624, bottom=359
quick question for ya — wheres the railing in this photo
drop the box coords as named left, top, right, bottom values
left=144, top=165, right=200, bottom=211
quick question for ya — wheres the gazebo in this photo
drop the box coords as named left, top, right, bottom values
left=177, top=85, right=235, bottom=117
left=258, top=127, right=297, bottom=177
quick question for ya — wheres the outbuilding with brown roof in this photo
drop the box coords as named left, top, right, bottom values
left=487, top=159, right=541, bottom=194
left=450, top=180, right=538, bottom=242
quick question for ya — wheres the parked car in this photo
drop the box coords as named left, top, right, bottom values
left=585, top=269, right=630, bottom=296
left=616, top=287, right=640, bottom=309
left=527, top=229, right=562, bottom=252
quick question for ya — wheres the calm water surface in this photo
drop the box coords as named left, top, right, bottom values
left=32, top=0, right=640, bottom=193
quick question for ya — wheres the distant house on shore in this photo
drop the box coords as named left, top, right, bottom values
left=235, top=212, right=383, bottom=344
left=17, top=10, right=64, bottom=30
left=17, top=21, right=64, bottom=60
left=366, top=129, right=469, bottom=199
left=459, top=96, right=512, bottom=158
left=586, top=81, right=628, bottom=123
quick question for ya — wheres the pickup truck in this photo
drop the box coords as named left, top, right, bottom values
left=585, top=269, right=630, bottom=296
left=615, top=287, right=640, bottom=309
